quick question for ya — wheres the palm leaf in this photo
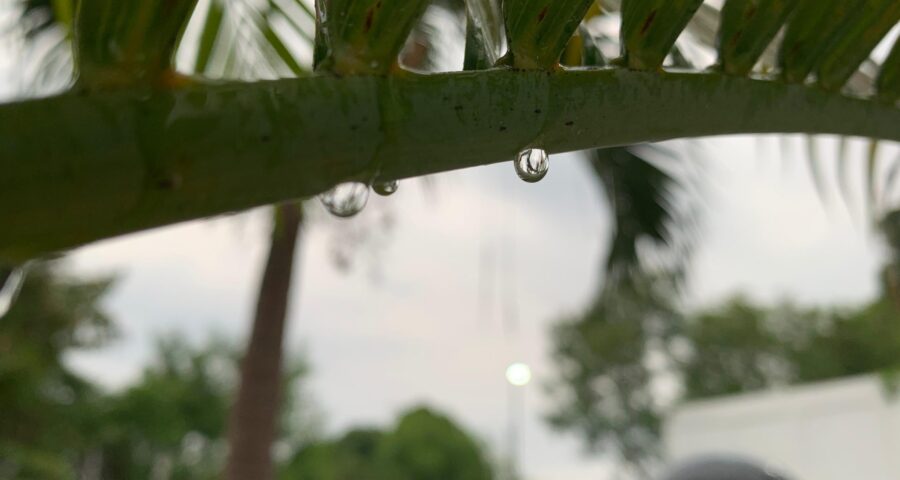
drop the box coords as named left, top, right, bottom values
left=1, top=0, right=900, bottom=260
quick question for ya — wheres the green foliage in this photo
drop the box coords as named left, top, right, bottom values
left=0, top=261, right=321, bottom=479
left=501, top=0, right=594, bottom=69
left=620, top=0, right=705, bottom=71
left=547, top=271, right=682, bottom=474
left=74, top=0, right=199, bottom=88
left=378, top=407, right=493, bottom=480
left=93, top=337, right=236, bottom=480
left=881, top=209, right=900, bottom=303
left=0, top=263, right=494, bottom=479
left=314, top=0, right=431, bottom=74
left=778, top=0, right=862, bottom=84
left=283, top=407, right=493, bottom=480
left=717, top=0, right=795, bottom=76
left=91, top=335, right=316, bottom=480
left=679, top=298, right=791, bottom=399
left=784, top=299, right=900, bottom=384
left=679, top=294, right=900, bottom=399
left=878, top=33, right=900, bottom=101
left=284, top=428, right=386, bottom=480
left=815, top=0, right=900, bottom=91
left=550, top=288, right=900, bottom=471
left=0, top=262, right=114, bottom=479
left=549, top=210, right=900, bottom=472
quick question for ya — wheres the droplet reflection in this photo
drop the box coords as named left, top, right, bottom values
left=372, top=180, right=399, bottom=197
left=319, top=182, right=369, bottom=218
left=514, top=148, right=549, bottom=183
left=0, top=267, right=26, bottom=319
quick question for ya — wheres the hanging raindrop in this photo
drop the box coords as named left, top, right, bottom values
left=319, top=182, right=370, bottom=218
left=0, top=267, right=26, bottom=319
left=514, top=148, right=549, bottom=183
left=372, top=180, right=399, bottom=197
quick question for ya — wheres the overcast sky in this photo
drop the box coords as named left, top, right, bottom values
left=59, top=135, right=898, bottom=480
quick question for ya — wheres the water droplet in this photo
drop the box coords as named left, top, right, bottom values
left=0, top=267, right=26, bottom=318
left=372, top=180, right=398, bottom=197
left=319, top=182, right=369, bottom=218
left=514, top=148, right=549, bottom=183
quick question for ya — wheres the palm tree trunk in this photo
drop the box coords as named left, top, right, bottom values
left=226, top=203, right=303, bottom=480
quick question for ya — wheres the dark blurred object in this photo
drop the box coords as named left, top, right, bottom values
left=661, top=455, right=791, bottom=480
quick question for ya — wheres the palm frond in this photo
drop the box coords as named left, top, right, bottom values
left=2, top=0, right=900, bottom=258
left=620, top=0, right=704, bottom=70
left=314, top=0, right=430, bottom=74
left=879, top=32, right=900, bottom=102
left=501, top=0, right=594, bottom=69
left=717, top=0, right=794, bottom=76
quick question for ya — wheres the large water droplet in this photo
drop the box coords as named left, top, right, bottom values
left=514, top=148, right=549, bottom=183
left=0, top=267, right=26, bottom=318
left=372, top=180, right=398, bottom=197
left=319, top=182, right=369, bottom=218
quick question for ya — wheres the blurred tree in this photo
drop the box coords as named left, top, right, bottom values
left=548, top=210, right=900, bottom=476
left=680, top=297, right=900, bottom=398
left=0, top=258, right=319, bottom=479
left=880, top=209, right=900, bottom=306
left=282, top=406, right=493, bottom=480
left=94, top=337, right=234, bottom=480
left=378, top=407, right=493, bottom=480
left=94, top=334, right=314, bottom=480
left=283, top=428, right=386, bottom=480
left=546, top=271, right=682, bottom=477
left=0, top=262, right=114, bottom=479
left=679, top=298, right=793, bottom=400
left=781, top=301, right=900, bottom=387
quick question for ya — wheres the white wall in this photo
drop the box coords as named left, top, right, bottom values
left=663, top=374, right=900, bottom=480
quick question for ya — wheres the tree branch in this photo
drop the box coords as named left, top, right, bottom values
left=2, top=68, right=899, bottom=261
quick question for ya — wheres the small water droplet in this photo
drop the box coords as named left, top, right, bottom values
left=319, top=182, right=369, bottom=218
left=0, top=267, right=26, bottom=318
left=372, top=180, right=398, bottom=196
left=514, top=148, right=549, bottom=183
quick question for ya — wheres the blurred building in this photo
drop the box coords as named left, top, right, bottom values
left=663, top=373, right=900, bottom=480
